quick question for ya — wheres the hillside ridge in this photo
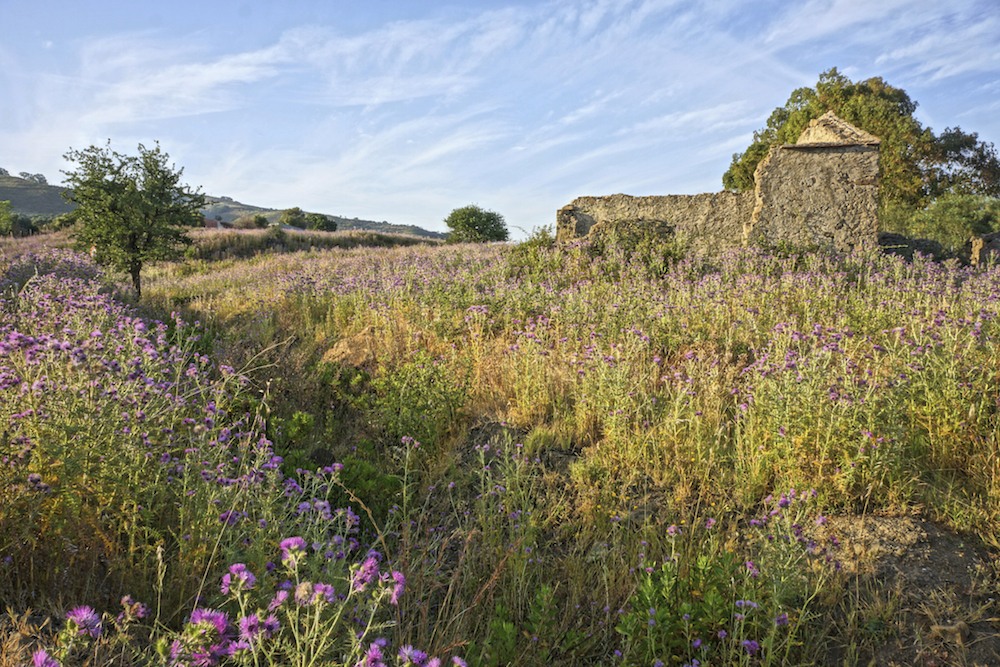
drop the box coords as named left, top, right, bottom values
left=0, top=174, right=445, bottom=239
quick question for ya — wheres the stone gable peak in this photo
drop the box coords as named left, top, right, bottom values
left=796, top=111, right=881, bottom=146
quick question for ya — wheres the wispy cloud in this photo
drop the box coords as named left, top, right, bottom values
left=874, top=9, right=1000, bottom=82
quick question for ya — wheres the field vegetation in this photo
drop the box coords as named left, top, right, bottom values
left=2, top=228, right=999, bottom=666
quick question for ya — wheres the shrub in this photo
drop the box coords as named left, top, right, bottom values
left=444, top=205, right=508, bottom=243
left=908, top=194, right=1000, bottom=251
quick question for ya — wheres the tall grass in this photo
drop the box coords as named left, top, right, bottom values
left=3, top=237, right=999, bottom=665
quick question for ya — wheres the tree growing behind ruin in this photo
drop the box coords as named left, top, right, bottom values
left=62, top=142, right=205, bottom=299
left=724, top=68, right=1000, bottom=218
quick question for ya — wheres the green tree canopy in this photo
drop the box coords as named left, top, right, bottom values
left=909, top=194, right=1000, bottom=251
left=444, top=205, right=509, bottom=243
left=723, top=68, right=1000, bottom=214
left=280, top=207, right=306, bottom=228
left=305, top=212, right=337, bottom=232
left=0, top=201, right=13, bottom=236
left=62, top=142, right=206, bottom=299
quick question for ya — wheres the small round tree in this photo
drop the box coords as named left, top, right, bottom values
left=444, top=205, right=508, bottom=243
left=306, top=212, right=338, bottom=232
left=279, top=207, right=306, bottom=228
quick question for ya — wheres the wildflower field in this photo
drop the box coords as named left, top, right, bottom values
left=2, top=229, right=999, bottom=666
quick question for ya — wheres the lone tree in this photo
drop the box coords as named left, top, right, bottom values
left=444, top=204, right=509, bottom=243
left=62, top=142, right=206, bottom=299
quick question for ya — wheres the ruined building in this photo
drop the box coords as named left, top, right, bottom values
left=556, top=111, right=881, bottom=254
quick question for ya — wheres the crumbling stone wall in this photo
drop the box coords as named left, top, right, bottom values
left=557, top=111, right=881, bottom=254
left=748, top=143, right=879, bottom=252
left=557, top=192, right=752, bottom=254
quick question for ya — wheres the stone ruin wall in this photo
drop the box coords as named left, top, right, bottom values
left=556, top=192, right=753, bottom=254
left=556, top=112, right=881, bottom=254
left=748, top=143, right=879, bottom=252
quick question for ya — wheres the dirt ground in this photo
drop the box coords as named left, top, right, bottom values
left=817, top=514, right=1000, bottom=667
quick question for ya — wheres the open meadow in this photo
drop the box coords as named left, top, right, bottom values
left=2, top=228, right=999, bottom=666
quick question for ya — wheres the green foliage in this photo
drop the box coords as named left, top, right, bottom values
left=616, top=547, right=740, bottom=664
left=270, top=410, right=317, bottom=474
left=0, top=200, right=12, bottom=236
left=306, top=212, right=338, bottom=232
left=0, top=200, right=44, bottom=237
left=444, top=204, right=509, bottom=243
left=723, top=68, right=1000, bottom=214
left=280, top=207, right=306, bottom=228
left=908, top=194, right=1000, bottom=251
left=372, top=350, right=468, bottom=451
left=62, top=141, right=205, bottom=298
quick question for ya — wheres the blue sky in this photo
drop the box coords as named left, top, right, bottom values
left=2, top=0, right=999, bottom=237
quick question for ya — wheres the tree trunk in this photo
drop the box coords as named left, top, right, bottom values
left=130, top=263, right=142, bottom=299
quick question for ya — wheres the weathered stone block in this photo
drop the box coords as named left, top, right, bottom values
left=749, top=143, right=879, bottom=253
left=969, top=231, right=1000, bottom=266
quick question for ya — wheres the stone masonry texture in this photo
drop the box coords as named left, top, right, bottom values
left=557, top=111, right=881, bottom=254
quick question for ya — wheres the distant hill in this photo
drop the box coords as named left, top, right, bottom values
left=0, top=174, right=446, bottom=240
left=202, top=196, right=446, bottom=240
left=0, top=175, right=74, bottom=217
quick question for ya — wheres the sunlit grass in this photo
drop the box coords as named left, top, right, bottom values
left=3, top=236, right=999, bottom=665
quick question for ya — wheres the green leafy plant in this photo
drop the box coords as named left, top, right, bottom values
left=444, top=205, right=509, bottom=243
left=908, top=194, right=1000, bottom=251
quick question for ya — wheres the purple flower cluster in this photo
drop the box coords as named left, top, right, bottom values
left=220, top=563, right=257, bottom=594
left=66, top=605, right=102, bottom=639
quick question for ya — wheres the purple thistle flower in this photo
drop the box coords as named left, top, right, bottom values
left=398, top=645, right=428, bottom=666
left=390, top=571, right=406, bottom=605
left=238, top=614, right=262, bottom=643
left=189, top=608, right=231, bottom=637
left=313, top=582, right=336, bottom=603
left=219, top=510, right=241, bottom=526
left=221, top=563, right=256, bottom=594
left=262, top=614, right=280, bottom=638
left=741, top=639, right=760, bottom=655
left=351, top=556, right=380, bottom=592
left=452, top=658, right=467, bottom=667
left=32, top=649, right=60, bottom=667
left=268, top=590, right=289, bottom=610
left=775, top=612, right=789, bottom=626
left=279, top=536, right=307, bottom=567
left=190, top=642, right=230, bottom=666
left=66, top=605, right=102, bottom=638
left=361, top=642, right=386, bottom=667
